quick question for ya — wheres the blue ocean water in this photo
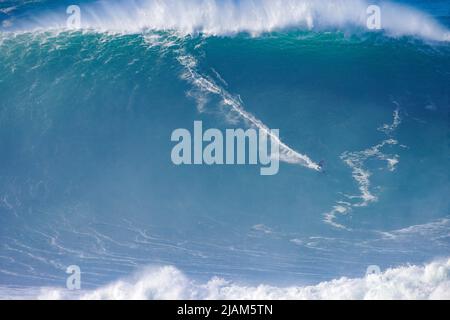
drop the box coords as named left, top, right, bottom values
left=0, top=0, right=449, bottom=298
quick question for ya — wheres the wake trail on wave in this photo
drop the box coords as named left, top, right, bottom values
left=144, top=33, right=321, bottom=171
left=178, top=53, right=321, bottom=170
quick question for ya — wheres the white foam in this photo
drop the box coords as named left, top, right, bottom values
left=251, top=224, right=273, bottom=234
left=324, top=108, right=402, bottom=228
left=342, top=138, right=399, bottom=206
left=1, top=257, right=445, bottom=299
left=379, top=107, right=401, bottom=135
left=379, top=218, right=450, bottom=241
left=19, top=0, right=450, bottom=41
left=324, top=204, right=351, bottom=230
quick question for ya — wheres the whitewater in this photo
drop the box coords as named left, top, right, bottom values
left=3, top=0, right=447, bottom=42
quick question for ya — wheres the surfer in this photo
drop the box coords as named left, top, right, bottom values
left=318, top=160, right=325, bottom=172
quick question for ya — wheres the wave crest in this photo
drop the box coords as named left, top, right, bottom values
left=10, top=0, right=450, bottom=41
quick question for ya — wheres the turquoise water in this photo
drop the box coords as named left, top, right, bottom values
left=0, top=0, right=449, bottom=297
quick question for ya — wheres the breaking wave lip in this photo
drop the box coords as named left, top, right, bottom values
left=1, top=258, right=449, bottom=300
left=5, top=0, right=450, bottom=41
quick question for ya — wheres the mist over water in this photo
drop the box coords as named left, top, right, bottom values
left=0, top=0, right=449, bottom=299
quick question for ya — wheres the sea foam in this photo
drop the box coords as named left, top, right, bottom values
left=2, top=258, right=448, bottom=299
left=9, top=0, right=450, bottom=41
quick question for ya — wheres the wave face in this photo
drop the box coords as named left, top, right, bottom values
left=0, top=0, right=450, bottom=299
